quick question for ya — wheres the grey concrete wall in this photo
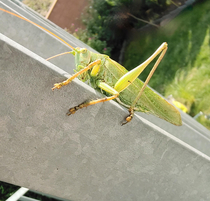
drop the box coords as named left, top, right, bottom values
left=1, top=33, right=210, bottom=201
left=1, top=1, right=210, bottom=199
left=1, top=1, right=210, bottom=158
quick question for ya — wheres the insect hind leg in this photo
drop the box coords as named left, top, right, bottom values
left=121, top=108, right=134, bottom=125
left=67, top=94, right=118, bottom=116
left=122, top=43, right=168, bottom=125
left=67, top=81, right=119, bottom=116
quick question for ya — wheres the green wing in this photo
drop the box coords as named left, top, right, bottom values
left=119, top=78, right=182, bottom=126
left=101, top=57, right=182, bottom=126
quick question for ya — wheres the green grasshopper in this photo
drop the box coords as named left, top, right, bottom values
left=1, top=8, right=182, bottom=126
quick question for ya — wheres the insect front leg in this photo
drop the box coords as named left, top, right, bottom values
left=67, top=82, right=119, bottom=116
left=52, top=59, right=101, bottom=90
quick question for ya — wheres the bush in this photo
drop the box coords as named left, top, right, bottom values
left=82, top=0, right=171, bottom=57
left=66, top=25, right=111, bottom=55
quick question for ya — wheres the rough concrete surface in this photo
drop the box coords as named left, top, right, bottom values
left=1, top=0, right=210, bottom=158
left=1, top=33, right=210, bottom=201
left=1, top=0, right=210, bottom=199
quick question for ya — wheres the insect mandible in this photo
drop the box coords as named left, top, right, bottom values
left=0, top=8, right=182, bottom=126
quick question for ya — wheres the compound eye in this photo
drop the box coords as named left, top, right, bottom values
left=80, top=48, right=87, bottom=53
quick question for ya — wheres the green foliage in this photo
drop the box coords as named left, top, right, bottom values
left=165, top=66, right=210, bottom=114
left=197, top=115, right=210, bottom=130
left=0, top=181, right=20, bottom=200
left=0, top=181, right=62, bottom=201
left=82, top=0, right=171, bottom=55
left=124, top=1, right=210, bottom=92
left=123, top=0, right=210, bottom=129
left=66, top=25, right=111, bottom=55
left=165, top=65, right=210, bottom=129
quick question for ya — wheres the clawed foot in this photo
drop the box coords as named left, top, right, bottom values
left=121, top=108, right=134, bottom=126
left=66, top=107, right=77, bottom=116
left=66, top=102, right=88, bottom=116
left=52, top=80, right=71, bottom=90
left=121, top=116, right=132, bottom=126
left=52, top=83, right=63, bottom=90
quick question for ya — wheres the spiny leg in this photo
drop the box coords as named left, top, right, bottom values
left=67, top=81, right=119, bottom=116
left=52, top=59, right=101, bottom=90
left=122, top=43, right=168, bottom=125
left=67, top=94, right=118, bottom=115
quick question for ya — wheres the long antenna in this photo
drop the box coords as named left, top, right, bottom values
left=0, top=8, right=75, bottom=50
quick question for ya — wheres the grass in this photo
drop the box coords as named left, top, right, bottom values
left=22, top=0, right=54, bottom=16
left=123, top=0, right=210, bottom=129
left=0, top=181, right=20, bottom=200
left=0, top=181, right=63, bottom=201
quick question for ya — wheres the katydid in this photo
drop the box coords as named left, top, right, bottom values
left=0, top=8, right=182, bottom=126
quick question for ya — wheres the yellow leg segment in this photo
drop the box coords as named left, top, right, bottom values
left=67, top=94, right=119, bottom=116
left=52, top=59, right=101, bottom=90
